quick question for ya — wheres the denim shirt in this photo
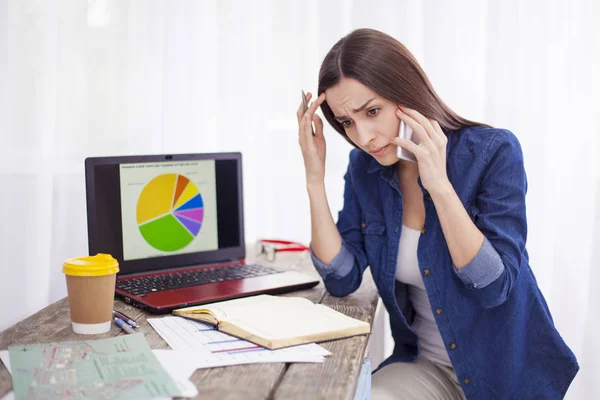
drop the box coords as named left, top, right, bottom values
left=311, top=126, right=579, bottom=399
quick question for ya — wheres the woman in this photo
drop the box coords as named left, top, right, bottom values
left=296, top=28, right=578, bottom=399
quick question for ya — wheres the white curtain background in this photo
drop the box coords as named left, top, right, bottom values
left=1, top=0, right=599, bottom=398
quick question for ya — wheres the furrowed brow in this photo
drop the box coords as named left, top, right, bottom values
left=334, top=98, right=376, bottom=121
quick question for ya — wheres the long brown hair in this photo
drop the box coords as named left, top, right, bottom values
left=318, top=28, right=489, bottom=147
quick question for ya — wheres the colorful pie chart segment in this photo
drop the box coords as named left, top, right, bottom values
left=172, top=175, right=190, bottom=208
left=175, top=208, right=204, bottom=222
left=175, top=215, right=202, bottom=236
left=175, top=194, right=204, bottom=211
left=136, top=173, right=204, bottom=251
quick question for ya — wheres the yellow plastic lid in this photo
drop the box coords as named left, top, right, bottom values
left=62, top=254, right=120, bottom=277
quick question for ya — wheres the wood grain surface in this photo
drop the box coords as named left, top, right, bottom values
left=0, top=249, right=378, bottom=400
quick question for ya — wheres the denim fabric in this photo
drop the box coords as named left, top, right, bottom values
left=452, top=237, right=504, bottom=289
left=311, top=126, right=579, bottom=399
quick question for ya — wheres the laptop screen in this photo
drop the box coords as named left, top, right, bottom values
left=85, top=153, right=245, bottom=276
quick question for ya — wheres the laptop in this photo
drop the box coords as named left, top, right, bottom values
left=84, top=152, right=319, bottom=314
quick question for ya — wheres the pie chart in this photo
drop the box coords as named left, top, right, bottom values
left=136, top=173, right=204, bottom=252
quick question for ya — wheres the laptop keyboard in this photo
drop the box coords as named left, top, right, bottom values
left=116, top=264, right=283, bottom=296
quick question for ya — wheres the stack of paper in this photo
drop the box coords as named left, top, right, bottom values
left=148, top=316, right=331, bottom=367
left=0, top=317, right=331, bottom=400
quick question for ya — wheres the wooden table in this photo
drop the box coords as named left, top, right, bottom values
left=0, top=249, right=378, bottom=400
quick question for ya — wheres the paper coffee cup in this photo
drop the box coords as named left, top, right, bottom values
left=63, top=254, right=119, bottom=334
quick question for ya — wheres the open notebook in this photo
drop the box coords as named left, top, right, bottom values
left=172, top=295, right=371, bottom=350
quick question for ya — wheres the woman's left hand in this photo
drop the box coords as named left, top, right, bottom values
left=391, top=106, right=451, bottom=195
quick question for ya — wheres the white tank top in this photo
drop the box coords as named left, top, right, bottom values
left=395, top=225, right=452, bottom=367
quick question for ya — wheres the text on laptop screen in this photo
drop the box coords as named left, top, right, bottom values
left=119, top=160, right=219, bottom=261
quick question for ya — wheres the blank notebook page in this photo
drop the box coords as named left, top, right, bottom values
left=204, top=295, right=369, bottom=340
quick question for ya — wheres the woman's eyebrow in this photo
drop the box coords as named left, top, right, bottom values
left=334, top=98, right=376, bottom=121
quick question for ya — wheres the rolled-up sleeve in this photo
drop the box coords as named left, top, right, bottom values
left=453, top=236, right=504, bottom=289
left=452, top=129, right=528, bottom=309
left=311, top=241, right=355, bottom=280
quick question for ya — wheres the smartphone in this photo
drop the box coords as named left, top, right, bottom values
left=301, top=90, right=316, bottom=136
left=396, top=120, right=418, bottom=163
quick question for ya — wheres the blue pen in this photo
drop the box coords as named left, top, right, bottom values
left=114, top=317, right=135, bottom=334
left=112, top=310, right=139, bottom=329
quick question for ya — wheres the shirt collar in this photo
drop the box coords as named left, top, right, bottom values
left=365, top=157, right=396, bottom=183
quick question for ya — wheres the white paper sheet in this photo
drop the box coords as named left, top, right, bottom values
left=148, top=316, right=329, bottom=368
left=0, top=392, right=13, bottom=400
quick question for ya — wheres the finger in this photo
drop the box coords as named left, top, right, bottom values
left=396, top=108, right=433, bottom=148
left=313, top=114, right=324, bottom=138
left=399, top=106, right=437, bottom=140
left=299, top=109, right=313, bottom=140
left=307, top=92, right=326, bottom=116
left=302, top=93, right=326, bottom=136
left=430, top=119, right=448, bottom=146
left=296, top=92, right=313, bottom=124
left=391, top=137, right=423, bottom=159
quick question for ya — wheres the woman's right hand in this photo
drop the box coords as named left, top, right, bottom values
left=296, top=92, right=327, bottom=186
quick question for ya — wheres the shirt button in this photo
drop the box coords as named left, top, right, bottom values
left=361, top=222, right=366, bottom=229
left=464, top=377, right=471, bottom=385
left=421, top=229, right=426, bottom=235
left=435, top=308, right=442, bottom=315
left=423, top=269, right=430, bottom=276
left=449, top=343, right=456, bottom=350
